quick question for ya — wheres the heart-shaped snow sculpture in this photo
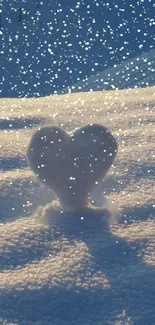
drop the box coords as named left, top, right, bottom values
left=27, top=124, right=117, bottom=210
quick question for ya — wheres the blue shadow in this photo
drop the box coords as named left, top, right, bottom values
left=0, top=117, right=45, bottom=130
left=0, top=156, right=28, bottom=171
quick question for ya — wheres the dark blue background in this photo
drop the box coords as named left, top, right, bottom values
left=0, top=0, right=154, bottom=97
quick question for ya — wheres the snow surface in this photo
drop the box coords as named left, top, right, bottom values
left=0, top=87, right=155, bottom=324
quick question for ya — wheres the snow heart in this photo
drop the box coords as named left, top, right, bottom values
left=27, top=124, right=117, bottom=211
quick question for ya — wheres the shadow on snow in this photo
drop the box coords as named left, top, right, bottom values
left=0, top=156, right=27, bottom=171
left=0, top=117, right=45, bottom=130
left=0, top=207, right=154, bottom=325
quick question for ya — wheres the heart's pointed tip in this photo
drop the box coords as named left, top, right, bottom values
left=34, top=201, right=111, bottom=231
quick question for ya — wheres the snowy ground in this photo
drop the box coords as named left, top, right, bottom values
left=0, top=87, right=155, bottom=324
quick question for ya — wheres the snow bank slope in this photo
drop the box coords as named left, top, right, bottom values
left=61, top=49, right=155, bottom=93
